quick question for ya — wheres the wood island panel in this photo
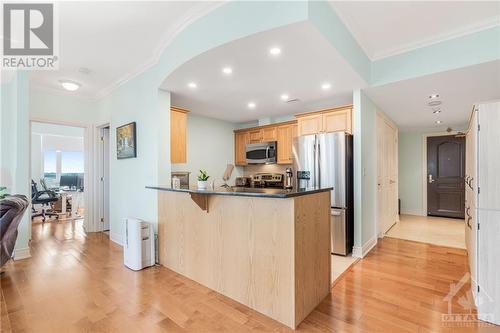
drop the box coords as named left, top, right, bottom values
left=157, top=191, right=330, bottom=328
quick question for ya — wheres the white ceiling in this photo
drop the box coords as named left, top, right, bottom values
left=330, top=1, right=500, bottom=60
left=161, top=21, right=366, bottom=123
left=29, top=1, right=222, bottom=99
left=365, top=60, right=500, bottom=132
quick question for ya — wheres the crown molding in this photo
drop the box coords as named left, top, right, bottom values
left=94, top=1, right=225, bottom=100
left=372, top=17, right=500, bottom=61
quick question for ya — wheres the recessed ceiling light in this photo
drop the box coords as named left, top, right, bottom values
left=247, top=102, right=256, bottom=109
left=429, top=94, right=440, bottom=99
left=269, top=47, right=281, bottom=56
left=433, top=109, right=441, bottom=114
left=280, top=94, right=289, bottom=101
left=59, top=80, right=81, bottom=91
left=435, top=120, right=442, bottom=124
left=222, top=67, right=232, bottom=75
left=321, top=82, right=331, bottom=90
left=187, top=82, right=197, bottom=89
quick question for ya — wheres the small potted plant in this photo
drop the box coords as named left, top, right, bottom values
left=197, top=170, right=209, bottom=189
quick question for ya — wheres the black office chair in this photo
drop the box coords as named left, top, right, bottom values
left=31, top=180, right=59, bottom=222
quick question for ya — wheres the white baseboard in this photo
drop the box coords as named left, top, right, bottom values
left=13, top=247, right=31, bottom=260
left=110, top=232, right=123, bottom=247
left=352, top=236, right=377, bottom=259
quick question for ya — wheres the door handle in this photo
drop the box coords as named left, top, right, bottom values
left=467, top=216, right=472, bottom=229
left=428, top=174, right=435, bottom=183
left=466, top=206, right=470, bottom=217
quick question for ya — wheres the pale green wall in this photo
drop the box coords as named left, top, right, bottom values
left=352, top=90, right=378, bottom=254
left=172, top=113, right=241, bottom=186
left=1, top=71, right=31, bottom=255
left=372, top=26, right=500, bottom=86
left=30, top=88, right=105, bottom=125
left=398, top=132, right=424, bottom=216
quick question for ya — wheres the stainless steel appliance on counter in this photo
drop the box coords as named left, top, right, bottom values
left=293, top=132, right=353, bottom=255
left=171, top=171, right=190, bottom=189
left=235, top=176, right=251, bottom=187
left=246, top=141, right=277, bottom=164
left=251, top=173, right=284, bottom=188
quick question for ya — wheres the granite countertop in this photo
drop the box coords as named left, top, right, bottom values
left=146, top=185, right=333, bottom=198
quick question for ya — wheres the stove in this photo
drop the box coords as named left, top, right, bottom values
left=251, top=173, right=284, bottom=188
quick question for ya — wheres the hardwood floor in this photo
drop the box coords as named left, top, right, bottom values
left=1, top=219, right=499, bottom=332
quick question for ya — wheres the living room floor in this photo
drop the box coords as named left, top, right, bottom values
left=1, top=218, right=496, bottom=333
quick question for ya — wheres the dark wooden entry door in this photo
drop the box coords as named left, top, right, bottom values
left=427, top=135, right=465, bottom=218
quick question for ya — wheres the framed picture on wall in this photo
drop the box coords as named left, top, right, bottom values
left=116, top=122, right=137, bottom=159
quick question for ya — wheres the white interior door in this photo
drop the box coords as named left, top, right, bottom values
left=100, top=127, right=110, bottom=231
left=377, top=114, right=399, bottom=237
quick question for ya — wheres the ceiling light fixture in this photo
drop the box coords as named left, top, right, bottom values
left=269, top=47, right=281, bottom=56
left=321, top=82, right=331, bottom=90
left=187, top=82, right=197, bottom=89
left=428, top=100, right=442, bottom=107
left=429, top=94, right=440, bottom=99
left=247, top=102, right=256, bottom=109
left=433, top=109, right=441, bottom=114
left=222, top=67, right=232, bottom=75
left=435, top=120, right=442, bottom=124
left=59, top=80, right=81, bottom=91
left=280, top=94, right=289, bottom=101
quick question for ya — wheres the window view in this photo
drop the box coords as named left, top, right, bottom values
left=42, top=150, right=84, bottom=189
left=61, top=151, right=84, bottom=174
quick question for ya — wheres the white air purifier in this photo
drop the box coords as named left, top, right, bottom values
left=123, top=218, right=155, bottom=270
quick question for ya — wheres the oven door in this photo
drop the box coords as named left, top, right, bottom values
left=246, top=142, right=276, bottom=164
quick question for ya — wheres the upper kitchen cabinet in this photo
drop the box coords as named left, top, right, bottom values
left=170, top=106, right=189, bottom=164
left=262, top=126, right=277, bottom=142
left=234, top=121, right=297, bottom=166
left=234, top=131, right=249, bottom=166
left=296, top=105, right=352, bottom=136
left=277, top=122, right=297, bottom=164
left=248, top=129, right=263, bottom=143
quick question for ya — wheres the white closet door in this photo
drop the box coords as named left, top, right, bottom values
left=478, top=103, right=500, bottom=210
left=477, top=208, right=500, bottom=325
left=376, top=113, right=399, bottom=236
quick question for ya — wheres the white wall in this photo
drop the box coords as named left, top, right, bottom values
left=172, top=113, right=240, bottom=186
left=31, top=133, right=43, bottom=183
left=1, top=71, right=31, bottom=258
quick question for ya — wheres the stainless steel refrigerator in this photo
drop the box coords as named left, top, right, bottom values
left=292, top=132, right=353, bottom=255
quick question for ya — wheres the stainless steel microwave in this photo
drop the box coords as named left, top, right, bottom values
left=246, top=141, right=277, bottom=164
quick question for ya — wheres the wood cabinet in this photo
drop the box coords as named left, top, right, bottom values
left=298, top=114, right=322, bottom=136
left=248, top=129, right=263, bottom=143
left=277, top=123, right=297, bottom=164
left=262, top=127, right=277, bottom=141
left=170, top=106, right=189, bottom=163
left=296, top=105, right=352, bottom=136
left=234, top=131, right=249, bottom=166
left=234, top=121, right=296, bottom=166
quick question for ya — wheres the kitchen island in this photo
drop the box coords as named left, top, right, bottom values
left=146, top=185, right=332, bottom=329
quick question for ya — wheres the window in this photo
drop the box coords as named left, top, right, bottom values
left=61, top=151, right=84, bottom=174
left=43, top=150, right=56, bottom=179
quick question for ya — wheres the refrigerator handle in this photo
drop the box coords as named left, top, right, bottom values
left=316, top=140, right=321, bottom=187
